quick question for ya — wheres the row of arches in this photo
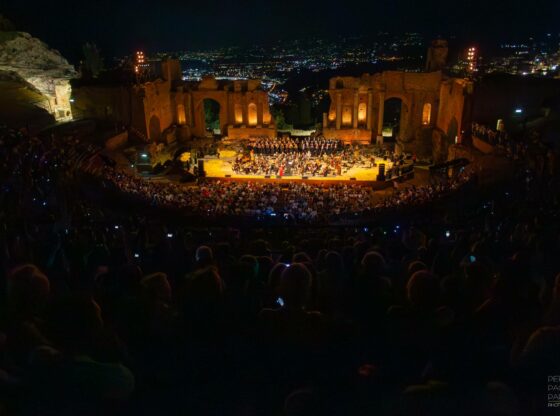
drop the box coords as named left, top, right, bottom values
left=329, top=98, right=433, bottom=140
left=148, top=98, right=229, bottom=140
left=382, top=98, right=432, bottom=140
left=234, top=102, right=258, bottom=126
left=191, top=94, right=272, bottom=138
left=202, top=99, right=261, bottom=134
left=169, top=94, right=434, bottom=141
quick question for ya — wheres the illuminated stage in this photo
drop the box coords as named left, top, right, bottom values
left=202, top=150, right=397, bottom=186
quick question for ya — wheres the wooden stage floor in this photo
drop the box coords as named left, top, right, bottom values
left=203, top=150, right=393, bottom=185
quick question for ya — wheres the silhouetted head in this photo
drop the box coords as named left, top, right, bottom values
left=7, top=264, right=50, bottom=319
left=239, top=255, right=259, bottom=280
left=293, top=252, right=312, bottom=264
left=407, top=270, right=440, bottom=310
left=325, top=251, right=344, bottom=273
left=187, top=266, right=223, bottom=302
left=279, top=263, right=312, bottom=309
left=195, top=245, right=213, bottom=266
left=361, top=251, right=386, bottom=278
left=268, top=262, right=288, bottom=290
left=141, top=272, right=172, bottom=303
left=407, top=260, right=428, bottom=277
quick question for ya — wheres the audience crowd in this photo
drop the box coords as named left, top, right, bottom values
left=101, top=168, right=376, bottom=221
left=1, top=122, right=559, bottom=415
left=470, top=123, right=560, bottom=180
left=101, top=167, right=474, bottom=223
left=0, top=123, right=471, bottom=227
left=471, top=122, right=510, bottom=146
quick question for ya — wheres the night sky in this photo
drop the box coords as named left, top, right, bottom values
left=3, top=0, right=559, bottom=62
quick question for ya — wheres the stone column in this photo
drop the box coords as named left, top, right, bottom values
left=322, top=112, right=327, bottom=128
left=366, top=92, right=373, bottom=130
left=227, top=95, right=233, bottom=125
left=377, top=92, right=385, bottom=137
left=352, top=92, right=359, bottom=129
left=242, top=96, right=248, bottom=126
left=335, top=93, right=342, bottom=130
left=257, top=99, right=264, bottom=127
left=186, top=93, right=193, bottom=126
left=376, top=92, right=385, bottom=145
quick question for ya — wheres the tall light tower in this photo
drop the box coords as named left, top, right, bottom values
left=135, top=50, right=146, bottom=81
left=467, top=46, right=478, bottom=74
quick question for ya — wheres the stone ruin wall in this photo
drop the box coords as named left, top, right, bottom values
left=0, top=31, right=76, bottom=121
left=323, top=71, right=472, bottom=161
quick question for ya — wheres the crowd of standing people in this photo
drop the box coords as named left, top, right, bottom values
left=248, top=136, right=342, bottom=155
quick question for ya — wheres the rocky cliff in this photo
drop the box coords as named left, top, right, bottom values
left=0, top=25, right=76, bottom=121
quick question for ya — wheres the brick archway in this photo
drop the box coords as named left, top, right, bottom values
left=380, top=93, right=411, bottom=143
left=191, top=91, right=229, bottom=138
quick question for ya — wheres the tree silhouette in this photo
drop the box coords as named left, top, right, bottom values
left=204, top=99, right=220, bottom=131
left=271, top=107, right=292, bottom=130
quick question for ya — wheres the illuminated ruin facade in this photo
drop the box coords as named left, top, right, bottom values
left=323, top=71, right=472, bottom=157
left=71, top=60, right=275, bottom=141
